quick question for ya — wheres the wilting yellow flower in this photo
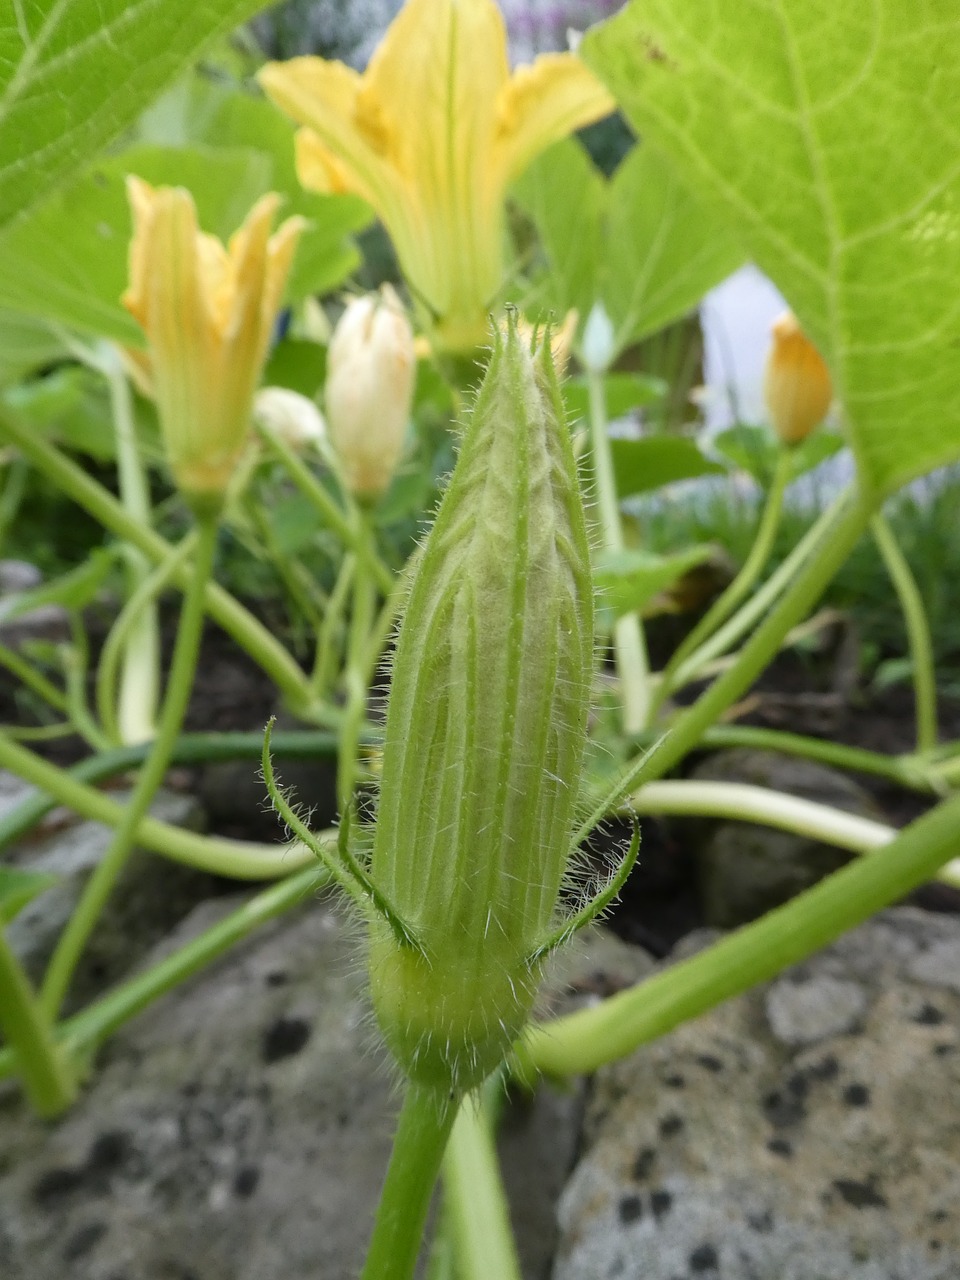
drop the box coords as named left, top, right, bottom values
left=258, top=0, right=614, bottom=352
left=763, top=311, right=833, bottom=446
left=122, top=178, right=304, bottom=508
left=325, top=285, right=416, bottom=499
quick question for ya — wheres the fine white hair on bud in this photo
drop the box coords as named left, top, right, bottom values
left=325, top=283, right=416, bottom=499
left=367, top=310, right=594, bottom=1093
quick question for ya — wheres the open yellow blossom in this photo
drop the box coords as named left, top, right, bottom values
left=258, top=0, right=614, bottom=352
left=122, top=178, right=304, bottom=508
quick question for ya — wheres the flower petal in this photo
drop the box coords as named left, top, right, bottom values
left=259, top=59, right=397, bottom=213
left=495, top=54, right=616, bottom=185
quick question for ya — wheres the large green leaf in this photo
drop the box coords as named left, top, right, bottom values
left=611, top=436, right=724, bottom=498
left=595, top=544, right=717, bottom=621
left=0, top=0, right=277, bottom=232
left=0, top=867, right=58, bottom=925
left=137, top=75, right=372, bottom=298
left=0, top=309, right=64, bottom=385
left=513, top=137, right=743, bottom=357
left=0, top=139, right=366, bottom=341
left=0, top=145, right=270, bottom=341
left=0, top=0, right=275, bottom=231
left=583, top=1, right=960, bottom=499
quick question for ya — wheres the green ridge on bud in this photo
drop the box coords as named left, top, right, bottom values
left=367, top=312, right=594, bottom=1093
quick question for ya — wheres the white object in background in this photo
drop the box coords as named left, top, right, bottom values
left=699, top=265, right=788, bottom=433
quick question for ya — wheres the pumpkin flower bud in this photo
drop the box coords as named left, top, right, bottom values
left=122, top=178, right=304, bottom=511
left=367, top=313, right=594, bottom=1092
left=763, top=310, right=833, bottom=446
left=254, top=386, right=327, bottom=451
left=325, top=284, right=415, bottom=500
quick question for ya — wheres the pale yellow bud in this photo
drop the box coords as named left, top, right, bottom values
left=325, top=285, right=416, bottom=499
left=254, top=387, right=326, bottom=451
left=763, top=311, right=833, bottom=446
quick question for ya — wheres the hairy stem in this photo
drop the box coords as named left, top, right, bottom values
left=360, top=1084, right=459, bottom=1280
left=871, top=511, right=938, bottom=754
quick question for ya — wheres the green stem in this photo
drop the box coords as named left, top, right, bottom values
left=96, top=530, right=198, bottom=745
left=0, top=863, right=325, bottom=1087
left=310, top=551, right=355, bottom=697
left=104, top=343, right=160, bottom=745
left=0, top=729, right=319, bottom=878
left=40, top=517, right=220, bottom=1018
left=0, top=929, right=76, bottom=1116
left=262, top=426, right=394, bottom=595
left=523, top=783, right=960, bottom=1078
left=696, top=724, right=938, bottom=793
left=626, top=777, right=960, bottom=889
left=577, top=486, right=870, bottom=841
left=62, top=616, right=110, bottom=751
left=0, top=410, right=311, bottom=712
left=338, top=516, right=377, bottom=813
left=655, top=449, right=792, bottom=714
left=0, top=729, right=347, bottom=858
left=0, top=640, right=69, bottom=714
left=670, top=491, right=844, bottom=692
left=442, top=1084, right=523, bottom=1280
left=587, top=367, right=650, bottom=733
left=871, top=511, right=938, bottom=754
left=360, top=1083, right=459, bottom=1280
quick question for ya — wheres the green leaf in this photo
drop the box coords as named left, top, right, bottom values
left=563, top=372, right=667, bottom=426
left=0, top=0, right=277, bottom=232
left=0, top=144, right=272, bottom=341
left=583, top=1, right=960, bottom=498
left=0, top=310, right=65, bottom=386
left=137, top=74, right=372, bottom=298
left=595, top=544, right=716, bottom=620
left=0, top=121, right=370, bottom=342
left=712, top=424, right=845, bottom=489
left=0, top=550, right=114, bottom=623
left=3, top=364, right=161, bottom=464
left=513, top=137, right=743, bottom=357
left=268, top=493, right=323, bottom=556
left=0, top=867, right=58, bottom=925
left=262, top=340, right=327, bottom=398
left=611, top=436, right=724, bottom=498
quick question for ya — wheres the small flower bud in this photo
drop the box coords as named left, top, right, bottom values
left=254, top=387, right=326, bottom=451
left=367, top=313, right=594, bottom=1092
left=582, top=300, right=616, bottom=373
left=763, top=310, right=833, bottom=446
left=325, top=284, right=415, bottom=499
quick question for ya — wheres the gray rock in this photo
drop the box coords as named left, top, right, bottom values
left=4, top=783, right=215, bottom=1004
left=0, top=560, right=70, bottom=646
left=0, top=885, right=641, bottom=1279
left=688, top=749, right=884, bottom=927
left=553, top=907, right=960, bottom=1280
left=0, top=560, right=42, bottom=593
left=765, top=976, right=869, bottom=1047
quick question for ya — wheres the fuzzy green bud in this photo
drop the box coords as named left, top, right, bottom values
left=367, top=314, right=594, bottom=1093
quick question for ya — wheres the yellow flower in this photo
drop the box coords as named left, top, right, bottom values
left=122, top=178, right=304, bottom=508
left=763, top=311, right=833, bottom=446
left=258, top=0, right=614, bottom=352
